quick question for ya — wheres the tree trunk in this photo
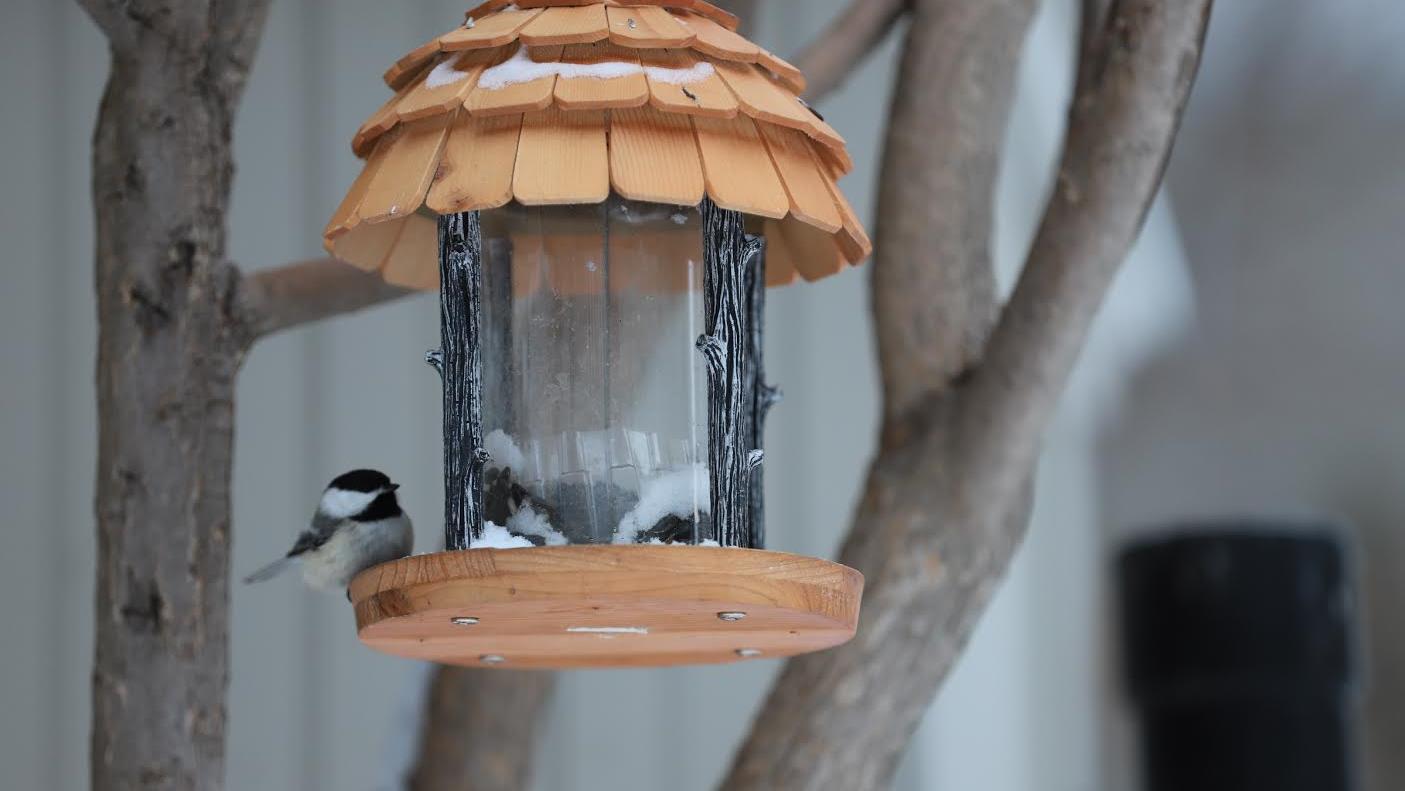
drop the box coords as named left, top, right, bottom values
left=407, top=669, right=556, bottom=791
left=84, top=3, right=271, bottom=788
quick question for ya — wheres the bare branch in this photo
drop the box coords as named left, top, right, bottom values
left=870, top=0, right=1038, bottom=436
left=407, top=670, right=555, bottom=791
left=962, top=0, right=1213, bottom=484
left=237, top=258, right=413, bottom=345
left=792, top=0, right=912, bottom=103
left=724, top=1, right=1212, bottom=788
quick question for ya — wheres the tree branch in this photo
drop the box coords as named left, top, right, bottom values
left=961, top=0, right=1213, bottom=487
left=209, top=0, right=275, bottom=100
left=792, top=0, right=912, bottom=103
left=236, top=258, right=413, bottom=346
left=870, top=0, right=1037, bottom=438
left=407, top=669, right=555, bottom=791
left=723, top=0, right=1211, bottom=788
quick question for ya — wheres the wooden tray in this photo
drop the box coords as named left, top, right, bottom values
left=349, top=545, right=862, bottom=668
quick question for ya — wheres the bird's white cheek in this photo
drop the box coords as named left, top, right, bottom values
left=319, top=488, right=376, bottom=519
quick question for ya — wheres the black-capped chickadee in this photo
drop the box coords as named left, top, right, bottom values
left=243, top=469, right=413, bottom=593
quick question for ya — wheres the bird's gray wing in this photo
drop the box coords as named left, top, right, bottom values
left=287, top=512, right=346, bottom=557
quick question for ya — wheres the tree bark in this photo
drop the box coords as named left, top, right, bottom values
left=83, top=1, right=271, bottom=789
left=722, top=0, right=1211, bottom=788
left=407, top=669, right=556, bottom=791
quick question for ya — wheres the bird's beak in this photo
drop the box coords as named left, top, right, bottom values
left=388, top=483, right=401, bottom=492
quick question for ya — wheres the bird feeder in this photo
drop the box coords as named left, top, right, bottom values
left=327, top=0, right=870, bottom=668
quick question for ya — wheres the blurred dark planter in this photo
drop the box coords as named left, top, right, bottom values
left=1118, top=526, right=1359, bottom=791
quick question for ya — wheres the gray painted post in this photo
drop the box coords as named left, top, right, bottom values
left=699, top=200, right=765, bottom=547
left=434, top=212, right=487, bottom=550
left=746, top=242, right=778, bottom=548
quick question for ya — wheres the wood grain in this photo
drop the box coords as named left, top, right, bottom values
left=350, top=546, right=863, bottom=668
left=676, top=11, right=759, bottom=61
left=712, top=59, right=814, bottom=133
left=427, top=113, right=523, bottom=213
left=465, top=46, right=560, bottom=116
left=357, top=117, right=453, bottom=224
left=440, top=8, right=544, bottom=51
left=758, top=122, right=842, bottom=233
left=608, top=106, right=705, bottom=205
left=379, top=215, right=440, bottom=290
left=606, top=5, right=694, bottom=48
left=693, top=114, right=788, bottom=218
left=324, top=139, right=389, bottom=242
left=509, top=1, right=740, bottom=31
left=395, top=51, right=491, bottom=122
left=512, top=108, right=609, bottom=205
left=640, top=49, right=738, bottom=118
left=384, top=35, right=448, bottom=90
left=354, top=70, right=428, bottom=156
left=554, top=43, right=649, bottom=110
left=517, top=4, right=608, bottom=46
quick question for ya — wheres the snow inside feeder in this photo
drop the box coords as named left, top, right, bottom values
left=477, top=200, right=711, bottom=547
left=325, top=0, right=870, bottom=668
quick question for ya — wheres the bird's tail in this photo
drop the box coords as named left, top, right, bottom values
left=243, top=557, right=293, bottom=584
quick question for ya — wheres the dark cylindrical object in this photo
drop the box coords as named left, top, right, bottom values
left=1118, top=527, right=1357, bottom=791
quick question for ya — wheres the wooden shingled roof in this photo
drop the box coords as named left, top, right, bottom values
left=324, top=0, right=872, bottom=289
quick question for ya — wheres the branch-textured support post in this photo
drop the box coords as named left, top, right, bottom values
left=438, top=212, right=487, bottom=550
left=699, top=200, right=764, bottom=548
left=746, top=242, right=776, bottom=548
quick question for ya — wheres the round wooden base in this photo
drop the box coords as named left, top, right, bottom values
left=349, top=545, right=863, bottom=669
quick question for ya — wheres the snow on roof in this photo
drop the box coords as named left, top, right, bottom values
left=325, top=2, right=870, bottom=291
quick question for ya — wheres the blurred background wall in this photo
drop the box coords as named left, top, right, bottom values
left=0, top=0, right=1397, bottom=789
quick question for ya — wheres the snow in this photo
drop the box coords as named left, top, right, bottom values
left=643, top=61, right=715, bottom=85
left=474, top=522, right=534, bottom=549
left=425, top=57, right=472, bottom=89
left=477, top=47, right=714, bottom=91
left=612, top=463, right=709, bottom=544
left=507, top=504, right=568, bottom=546
left=639, top=538, right=722, bottom=547
left=484, top=428, right=526, bottom=472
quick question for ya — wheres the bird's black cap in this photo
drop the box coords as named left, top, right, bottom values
left=329, top=469, right=394, bottom=493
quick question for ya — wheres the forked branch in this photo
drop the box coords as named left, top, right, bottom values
left=961, top=0, right=1213, bottom=487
